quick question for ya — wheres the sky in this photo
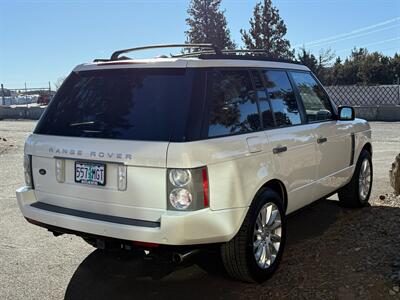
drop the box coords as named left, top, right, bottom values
left=0, top=0, right=399, bottom=89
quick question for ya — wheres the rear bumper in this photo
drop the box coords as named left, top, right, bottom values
left=16, top=186, right=248, bottom=245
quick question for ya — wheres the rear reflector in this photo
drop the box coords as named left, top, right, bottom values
left=55, top=158, right=65, bottom=183
left=202, top=167, right=209, bottom=208
left=132, top=241, right=159, bottom=248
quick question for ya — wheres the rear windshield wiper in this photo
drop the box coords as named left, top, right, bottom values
left=69, top=121, right=95, bottom=127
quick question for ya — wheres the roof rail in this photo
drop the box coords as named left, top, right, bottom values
left=173, top=49, right=270, bottom=58
left=172, top=48, right=300, bottom=65
left=107, top=43, right=222, bottom=61
left=198, top=53, right=301, bottom=65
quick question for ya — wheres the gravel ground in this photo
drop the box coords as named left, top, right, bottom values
left=1, top=120, right=400, bottom=300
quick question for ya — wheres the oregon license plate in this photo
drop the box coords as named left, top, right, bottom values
left=75, top=162, right=106, bottom=186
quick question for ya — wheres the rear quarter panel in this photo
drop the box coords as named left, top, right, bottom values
left=167, top=132, right=275, bottom=211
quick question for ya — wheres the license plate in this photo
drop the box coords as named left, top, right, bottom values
left=75, top=162, right=106, bottom=186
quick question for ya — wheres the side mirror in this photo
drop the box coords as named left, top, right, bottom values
left=338, top=106, right=355, bottom=121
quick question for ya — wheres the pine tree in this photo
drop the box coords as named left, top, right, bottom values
left=185, top=0, right=236, bottom=50
left=297, top=47, right=335, bottom=83
left=241, top=0, right=293, bottom=59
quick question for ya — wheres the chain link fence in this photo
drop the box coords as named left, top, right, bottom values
left=2, top=83, right=399, bottom=107
left=1, top=83, right=54, bottom=106
left=325, top=85, right=400, bottom=106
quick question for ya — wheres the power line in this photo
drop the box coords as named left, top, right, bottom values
left=295, top=16, right=400, bottom=48
left=336, top=37, right=400, bottom=53
left=304, top=23, right=400, bottom=48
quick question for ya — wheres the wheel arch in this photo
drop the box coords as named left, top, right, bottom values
left=362, top=142, right=372, bottom=156
left=253, top=179, right=288, bottom=212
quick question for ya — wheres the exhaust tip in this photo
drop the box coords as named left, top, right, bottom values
left=172, top=249, right=202, bottom=265
left=172, top=253, right=183, bottom=264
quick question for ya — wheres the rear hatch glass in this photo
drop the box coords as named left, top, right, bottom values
left=35, top=68, right=194, bottom=141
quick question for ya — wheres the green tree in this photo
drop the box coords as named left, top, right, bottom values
left=185, top=0, right=236, bottom=50
left=389, top=53, right=400, bottom=84
left=325, top=57, right=344, bottom=85
left=296, top=48, right=335, bottom=84
left=322, top=48, right=400, bottom=85
left=241, top=0, right=293, bottom=59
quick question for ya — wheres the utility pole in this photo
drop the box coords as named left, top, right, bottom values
left=1, top=84, right=5, bottom=106
left=396, top=74, right=400, bottom=105
left=24, top=82, right=28, bottom=106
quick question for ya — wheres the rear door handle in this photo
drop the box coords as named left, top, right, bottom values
left=273, top=146, right=287, bottom=154
left=317, top=137, right=328, bottom=144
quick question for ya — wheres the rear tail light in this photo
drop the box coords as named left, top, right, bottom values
left=23, top=154, right=34, bottom=188
left=167, top=167, right=209, bottom=211
left=55, top=158, right=65, bottom=183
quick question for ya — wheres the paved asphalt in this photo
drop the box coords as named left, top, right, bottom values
left=0, top=120, right=399, bottom=300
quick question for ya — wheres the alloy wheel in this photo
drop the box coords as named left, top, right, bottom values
left=359, top=159, right=372, bottom=201
left=253, top=202, right=282, bottom=269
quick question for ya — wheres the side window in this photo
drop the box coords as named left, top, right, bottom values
left=263, top=70, right=302, bottom=127
left=250, top=70, right=274, bottom=129
left=290, top=71, right=333, bottom=122
left=207, top=70, right=261, bottom=138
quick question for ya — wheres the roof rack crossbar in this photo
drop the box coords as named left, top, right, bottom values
left=172, top=49, right=270, bottom=58
left=109, top=43, right=222, bottom=60
left=223, top=49, right=269, bottom=54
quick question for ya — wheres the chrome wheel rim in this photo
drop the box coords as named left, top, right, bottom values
left=253, top=202, right=282, bottom=269
left=359, top=159, right=371, bottom=201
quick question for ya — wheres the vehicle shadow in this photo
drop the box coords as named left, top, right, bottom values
left=65, top=199, right=400, bottom=300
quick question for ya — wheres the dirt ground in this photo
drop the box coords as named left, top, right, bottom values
left=1, top=120, right=400, bottom=300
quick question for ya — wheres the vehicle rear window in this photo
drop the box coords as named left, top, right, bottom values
left=35, top=68, right=192, bottom=141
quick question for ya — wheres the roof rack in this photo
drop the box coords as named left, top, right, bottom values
left=93, top=44, right=300, bottom=65
left=199, top=54, right=301, bottom=65
left=173, top=49, right=268, bottom=57
left=173, top=49, right=301, bottom=64
left=100, top=44, right=222, bottom=61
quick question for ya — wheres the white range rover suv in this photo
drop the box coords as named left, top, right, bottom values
left=16, top=44, right=373, bottom=282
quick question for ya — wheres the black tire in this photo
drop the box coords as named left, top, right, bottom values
left=338, top=149, right=373, bottom=208
left=220, top=189, right=286, bottom=283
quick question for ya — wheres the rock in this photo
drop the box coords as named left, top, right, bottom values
left=2, top=138, right=6, bottom=141
left=390, top=154, right=400, bottom=195
left=393, top=286, right=399, bottom=292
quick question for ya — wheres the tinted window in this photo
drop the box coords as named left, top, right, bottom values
left=257, top=90, right=275, bottom=129
left=35, top=69, right=191, bottom=141
left=263, top=70, right=301, bottom=127
left=291, top=71, right=333, bottom=122
left=207, top=70, right=261, bottom=137
left=250, top=70, right=274, bottom=129
left=250, top=70, right=264, bottom=89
